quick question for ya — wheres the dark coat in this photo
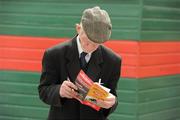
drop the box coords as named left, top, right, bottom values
left=38, top=35, right=121, bottom=120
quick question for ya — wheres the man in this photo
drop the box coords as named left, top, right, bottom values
left=38, top=6, right=121, bottom=120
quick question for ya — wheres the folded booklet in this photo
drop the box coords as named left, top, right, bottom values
left=74, top=70, right=110, bottom=111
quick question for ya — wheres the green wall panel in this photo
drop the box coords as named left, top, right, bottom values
left=0, top=0, right=141, bottom=40
left=143, top=0, right=180, bottom=8
left=139, top=108, right=180, bottom=120
left=0, top=70, right=138, bottom=120
left=109, top=114, right=136, bottom=120
left=0, top=116, right=42, bottom=120
left=142, top=19, right=180, bottom=32
left=0, top=71, right=180, bottom=120
left=141, top=0, right=180, bottom=41
left=0, top=104, right=48, bottom=119
left=1, top=0, right=180, bottom=40
left=138, top=75, right=180, bottom=120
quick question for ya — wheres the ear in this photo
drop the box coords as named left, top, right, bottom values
left=75, top=23, right=81, bottom=34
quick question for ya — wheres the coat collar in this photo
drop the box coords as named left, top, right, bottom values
left=65, top=35, right=103, bottom=82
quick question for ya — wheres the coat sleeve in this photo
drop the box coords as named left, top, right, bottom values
left=38, top=50, right=65, bottom=107
left=101, top=57, right=121, bottom=117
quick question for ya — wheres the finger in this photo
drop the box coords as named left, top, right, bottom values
left=105, top=97, right=115, bottom=101
left=64, top=87, right=78, bottom=98
left=71, top=89, right=78, bottom=96
left=60, top=90, right=73, bottom=98
left=62, top=81, right=74, bottom=91
left=104, top=97, right=116, bottom=106
left=64, top=84, right=73, bottom=93
left=97, top=101, right=107, bottom=108
left=63, top=86, right=78, bottom=97
left=68, top=90, right=78, bottom=99
left=97, top=100, right=113, bottom=108
left=104, top=101, right=113, bottom=106
left=105, top=94, right=115, bottom=101
left=63, top=90, right=74, bottom=98
left=60, top=85, right=73, bottom=97
left=66, top=81, right=78, bottom=90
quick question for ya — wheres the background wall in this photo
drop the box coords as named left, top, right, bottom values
left=0, top=0, right=180, bottom=120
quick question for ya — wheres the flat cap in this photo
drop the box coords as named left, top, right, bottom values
left=81, top=6, right=112, bottom=43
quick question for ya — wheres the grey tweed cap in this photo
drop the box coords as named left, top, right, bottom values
left=81, top=6, right=112, bottom=43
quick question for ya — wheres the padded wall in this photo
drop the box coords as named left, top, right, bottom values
left=0, top=0, right=180, bottom=120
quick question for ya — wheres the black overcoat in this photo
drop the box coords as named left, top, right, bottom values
left=38, top=35, right=121, bottom=120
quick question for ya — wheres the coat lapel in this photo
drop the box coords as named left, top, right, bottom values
left=86, top=47, right=103, bottom=82
left=65, top=36, right=104, bottom=83
left=65, top=36, right=81, bottom=82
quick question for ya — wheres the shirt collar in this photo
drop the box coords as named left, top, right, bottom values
left=76, top=35, right=92, bottom=62
left=77, top=35, right=83, bottom=57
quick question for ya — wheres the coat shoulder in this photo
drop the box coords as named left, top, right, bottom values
left=100, top=45, right=121, bottom=63
left=45, top=38, right=74, bottom=58
left=47, top=40, right=70, bottom=53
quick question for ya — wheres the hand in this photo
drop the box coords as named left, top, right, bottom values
left=97, top=93, right=116, bottom=109
left=59, top=79, right=78, bottom=99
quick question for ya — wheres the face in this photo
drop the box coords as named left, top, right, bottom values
left=76, top=24, right=100, bottom=53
